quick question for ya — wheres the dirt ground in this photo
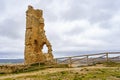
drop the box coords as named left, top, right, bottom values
left=0, top=66, right=117, bottom=80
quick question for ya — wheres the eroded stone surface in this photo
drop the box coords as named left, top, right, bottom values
left=24, top=5, right=53, bottom=64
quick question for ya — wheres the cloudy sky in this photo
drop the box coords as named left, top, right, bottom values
left=0, top=0, right=120, bottom=59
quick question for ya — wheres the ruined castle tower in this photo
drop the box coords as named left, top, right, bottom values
left=24, top=6, right=53, bottom=64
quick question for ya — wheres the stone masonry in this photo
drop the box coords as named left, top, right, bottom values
left=24, top=5, right=53, bottom=64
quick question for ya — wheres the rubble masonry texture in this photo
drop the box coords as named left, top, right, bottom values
left=24, top=6, right=53, bottom=64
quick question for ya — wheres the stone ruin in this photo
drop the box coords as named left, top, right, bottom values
left=24, top=5, right=54, bottom=64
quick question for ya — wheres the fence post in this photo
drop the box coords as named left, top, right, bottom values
left=39, top=62, right=40, bottom=67
left=55, top=59, right=57, bottom=64
left=106, top=53, right=109, bottom=62
left=69, top=57, right=72, bottom=67
left=86, top=55, right=89, bottom=65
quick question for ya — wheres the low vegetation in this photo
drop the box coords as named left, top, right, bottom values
left=3, top=67, right=120, bottom=80
left=103, top=61, right=120, bottom=67
left=0, top=63, right=68, bottom=74
left=13, top=63, right=68, bottom=74
left=0, top=62, right=120, bottom=80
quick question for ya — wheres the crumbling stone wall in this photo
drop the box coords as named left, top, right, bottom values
left=0, top=64, right=28, bottom=73
left=24, top=5, right=53, bottom=64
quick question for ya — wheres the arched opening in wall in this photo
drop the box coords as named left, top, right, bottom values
left=42, top=44, right=48, bottom=54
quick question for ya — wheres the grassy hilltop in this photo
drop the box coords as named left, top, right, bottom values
left=0, top=62, right=120, bottom=80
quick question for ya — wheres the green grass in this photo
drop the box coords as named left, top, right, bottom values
left=5, top=67, right=120, bottom=80
left=12, top=64, right=68, bottom=74
left=0, top=63, right=69, bottom=75
left=1, top=62, right=120, bottom=80
left=103, top=61, right=120, bottom=67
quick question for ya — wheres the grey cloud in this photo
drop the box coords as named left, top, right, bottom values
left=27, top=0, right=120, bottom=26
left=32, top=0, right=57, bottom=22
left=60, top=0, right=120, bottom=23
left=0, top=0, right=120, bottom=59
left=65, top=26, right=85, bottom=36
left=35, top=0, right=54, bottom=9
left=103, top=30, right=120, bottom=44
left=0, top=51, right=23, bottom=59
left=99, top=21, right=113, bottom=29
left=0, top=1, right=5, bottom=11
left=44, top=11, right=58, bottom=22
left=0, top=0, right=27, bottom=40
left=0, top=0, right=29, bottom=59
left=53, top=50, right=120, bottom=58
left=0, top=18, right=23, bottom=39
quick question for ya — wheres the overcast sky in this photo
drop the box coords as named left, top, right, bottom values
left=0, top=0, right=120, bottom=59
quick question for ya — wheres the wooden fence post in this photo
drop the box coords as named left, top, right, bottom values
left=86, top=55, right=89, bottom=65
left=106, top=53, right=109, bottom=62
left=39, top=62, right=40, bottom=67
left=69, top=57, right=72, bottom=67
left=55, top=59, right=57, bottom=64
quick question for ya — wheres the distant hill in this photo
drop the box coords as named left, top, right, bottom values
left=0, top=59, right=24, bottom=64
